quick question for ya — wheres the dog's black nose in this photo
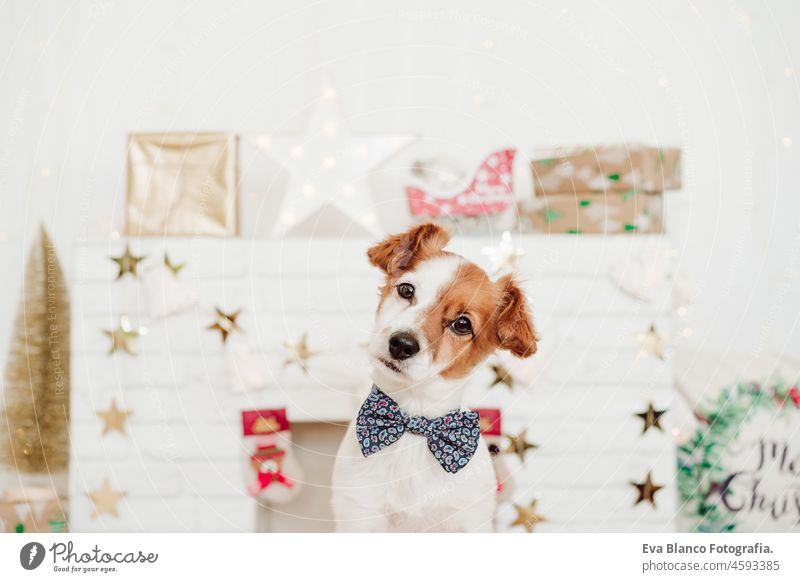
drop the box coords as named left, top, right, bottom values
left=389, top=332, right=420, bottom=360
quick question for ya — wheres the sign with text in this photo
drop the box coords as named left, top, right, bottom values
left=678, top=381, right=800, bottom=532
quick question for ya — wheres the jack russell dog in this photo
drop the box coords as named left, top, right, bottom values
left=332, top=223, right=537, bottom=532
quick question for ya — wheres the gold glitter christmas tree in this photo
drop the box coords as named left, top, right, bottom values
left=0, top=225, right=70, bottom=473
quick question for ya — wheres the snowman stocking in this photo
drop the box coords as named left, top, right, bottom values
left=241, top=408, right=303, bottom=504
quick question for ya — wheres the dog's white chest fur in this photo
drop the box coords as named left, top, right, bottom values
left=332, top=417, right=496, bottom=532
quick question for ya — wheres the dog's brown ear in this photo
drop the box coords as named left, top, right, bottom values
left=494, top=274, right=537, bottom=358
left=367, top=223, right=451, bottom=276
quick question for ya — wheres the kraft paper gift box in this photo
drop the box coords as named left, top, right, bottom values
left=127, top=132, right=238, bottom=237
left=522, top=143, right=680, bottom=234
left=0, top=487, right=68, bottom=533
left=530, top=143, right=681, bottom=195
left=519, top=191, right=664, bottom=234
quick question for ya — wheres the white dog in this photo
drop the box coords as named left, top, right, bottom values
left=332, top=223, right=537, bottom=532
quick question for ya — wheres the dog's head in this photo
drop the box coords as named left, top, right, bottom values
left=366, top=223, right=537, bottom=390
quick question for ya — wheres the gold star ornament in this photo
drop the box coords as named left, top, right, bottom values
left=208, top=307, right=242, bottom=343
left=110, top=245, right=145, bottom=279
left=97, top=399, right=132, bottom=436
left=638, top=324, right=665, bottom=360
left=103, top=316, right=144, bottom=355
left=511, top=499, right=546, bottom=532
left=631, top=471, right=664, bottom=508
left=283, top=333, right=319, bottom=373
left=504, top=428, right=538, bottom=462
left=635, top=402, right=667, bottom=434
left=87, top=479, right=126, bottom=518
left=489, top=363, right=514, bottom=390
left=163, top=253, right=185, bottom=276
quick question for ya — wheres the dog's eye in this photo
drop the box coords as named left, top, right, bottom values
left=396, top=283, right=415, bottom=300
left=451, top=316, right=473, bottom=336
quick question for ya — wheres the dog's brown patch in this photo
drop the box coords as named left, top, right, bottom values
left=369, top=223, right=453, bottom=313
left=367, top=223, right=451, bottom=277
left=419, top=262, right=538, bottom=379
left=494, top=273, right=538, bottom=358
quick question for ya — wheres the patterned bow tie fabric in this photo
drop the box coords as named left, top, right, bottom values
left=356, top=386, right=481, bottom=474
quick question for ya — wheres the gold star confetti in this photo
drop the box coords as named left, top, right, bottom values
left=110, top=245, right=145, bottom=279
left=208, top=307, right=242, bottom=343
left=511, top=499, right=546, bottom=533
left=96, top=399, right=132, bottom=436
left=631, top=471, right=664, bottom=508
left=489, top=363, right=514, bottom=390
left=103, top=316, right=144, bottom=355
left=504, top=427, right=538, bottom=462
left=638, top=324, right=665, bottom=360
left=635, top=402, right=667, bottom=434
left=163, top=253, right=185, bottom=276
left=283, top=333, right=319, bottom=373
left=87, top=479, right=126, bottom=518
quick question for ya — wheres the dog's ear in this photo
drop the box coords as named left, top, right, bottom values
left=494, top=274, right=537, bottom=358
left=367, top=223, right=451, bottom=276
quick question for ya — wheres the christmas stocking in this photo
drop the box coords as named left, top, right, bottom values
left=475, top=408, right=515, bottom=503
left=241, top=409, right=303, bottom=504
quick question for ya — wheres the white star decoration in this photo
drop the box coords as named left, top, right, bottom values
left=259, top=83, right=413, bottom=236
left=482, top=231, right=525, bottom=276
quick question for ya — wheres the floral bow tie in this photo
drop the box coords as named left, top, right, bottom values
left=356, top=386, right=481, bottom=474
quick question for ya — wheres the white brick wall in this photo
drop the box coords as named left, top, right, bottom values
left=69, top=235, right=677, bottom=532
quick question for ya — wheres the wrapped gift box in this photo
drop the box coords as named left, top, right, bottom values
left=519, top=191, right=663, bottom=234
left=523, top=143, right=680, bottom=234
left=530, top=143, right=681, bottom=195
left=0, top=487, right=68, bottom=533
left=127, top=132, right=238, bottom=237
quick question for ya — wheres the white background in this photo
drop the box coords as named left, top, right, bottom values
left=1, top=0, right=799, bottom=372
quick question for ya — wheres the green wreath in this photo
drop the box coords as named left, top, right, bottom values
left=677, top=380, right=799, bottom=532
